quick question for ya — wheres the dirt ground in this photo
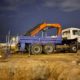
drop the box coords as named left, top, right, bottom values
left=0, top=51, right=80, bottom=80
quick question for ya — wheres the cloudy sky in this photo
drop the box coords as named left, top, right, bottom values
left=0, top=0, right=80, bottom=42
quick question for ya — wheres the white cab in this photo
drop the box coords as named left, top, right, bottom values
left=62, top=27, right=80, bottom=43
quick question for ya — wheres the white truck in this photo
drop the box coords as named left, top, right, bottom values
left=62, top=27, right=80, bottom=52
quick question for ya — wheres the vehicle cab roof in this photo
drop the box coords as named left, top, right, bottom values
left=62, top=27, right=80, bottom=33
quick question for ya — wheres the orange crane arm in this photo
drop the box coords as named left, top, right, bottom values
left=30, top=22, right=62, bottom=36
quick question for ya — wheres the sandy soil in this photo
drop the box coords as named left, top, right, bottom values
left=0, top=52, right=80, bottom=80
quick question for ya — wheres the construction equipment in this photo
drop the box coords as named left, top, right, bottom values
left=17, top=22, right=78, bottom=54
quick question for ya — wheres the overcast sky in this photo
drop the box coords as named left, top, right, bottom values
left=0, top=0, right=80, bottom=42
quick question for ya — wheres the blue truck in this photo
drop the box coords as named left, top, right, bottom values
left=17, top=23, right=78, bottom=54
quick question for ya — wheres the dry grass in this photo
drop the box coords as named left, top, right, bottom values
left=0, top=60, right=52, bottom=80
left=58, top=66, right=80, bottom=80
left=0, top=52, right=80, bottom=80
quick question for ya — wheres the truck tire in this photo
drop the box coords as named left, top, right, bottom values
left=43, top=43, right=54, bottom=54
left=70, top=45, right=77, bottom=53
left=31, top=44, right=42, bottom=55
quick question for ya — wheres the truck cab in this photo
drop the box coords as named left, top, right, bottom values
left=62, top=27, right=80, bottom=49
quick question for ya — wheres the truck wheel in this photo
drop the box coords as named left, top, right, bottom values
left=70, top=45, right=77, bottom=53
left=43, top=43, right=54, bottom=54
left=31, top=44, right=42, bottom=55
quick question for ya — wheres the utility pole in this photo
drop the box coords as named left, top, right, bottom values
left=8, top=30, right=11, bottom=55
left=6, top=31, right=11, bottom=58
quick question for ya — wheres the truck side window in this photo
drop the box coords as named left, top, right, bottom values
left=73, top=30, right=78, bottom=35
left=63, top=30, right=70, bottom=36
left=78, top=30, right=80, bottom=36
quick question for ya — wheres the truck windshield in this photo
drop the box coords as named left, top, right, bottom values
left=73, top=30, right=80, bottom=36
